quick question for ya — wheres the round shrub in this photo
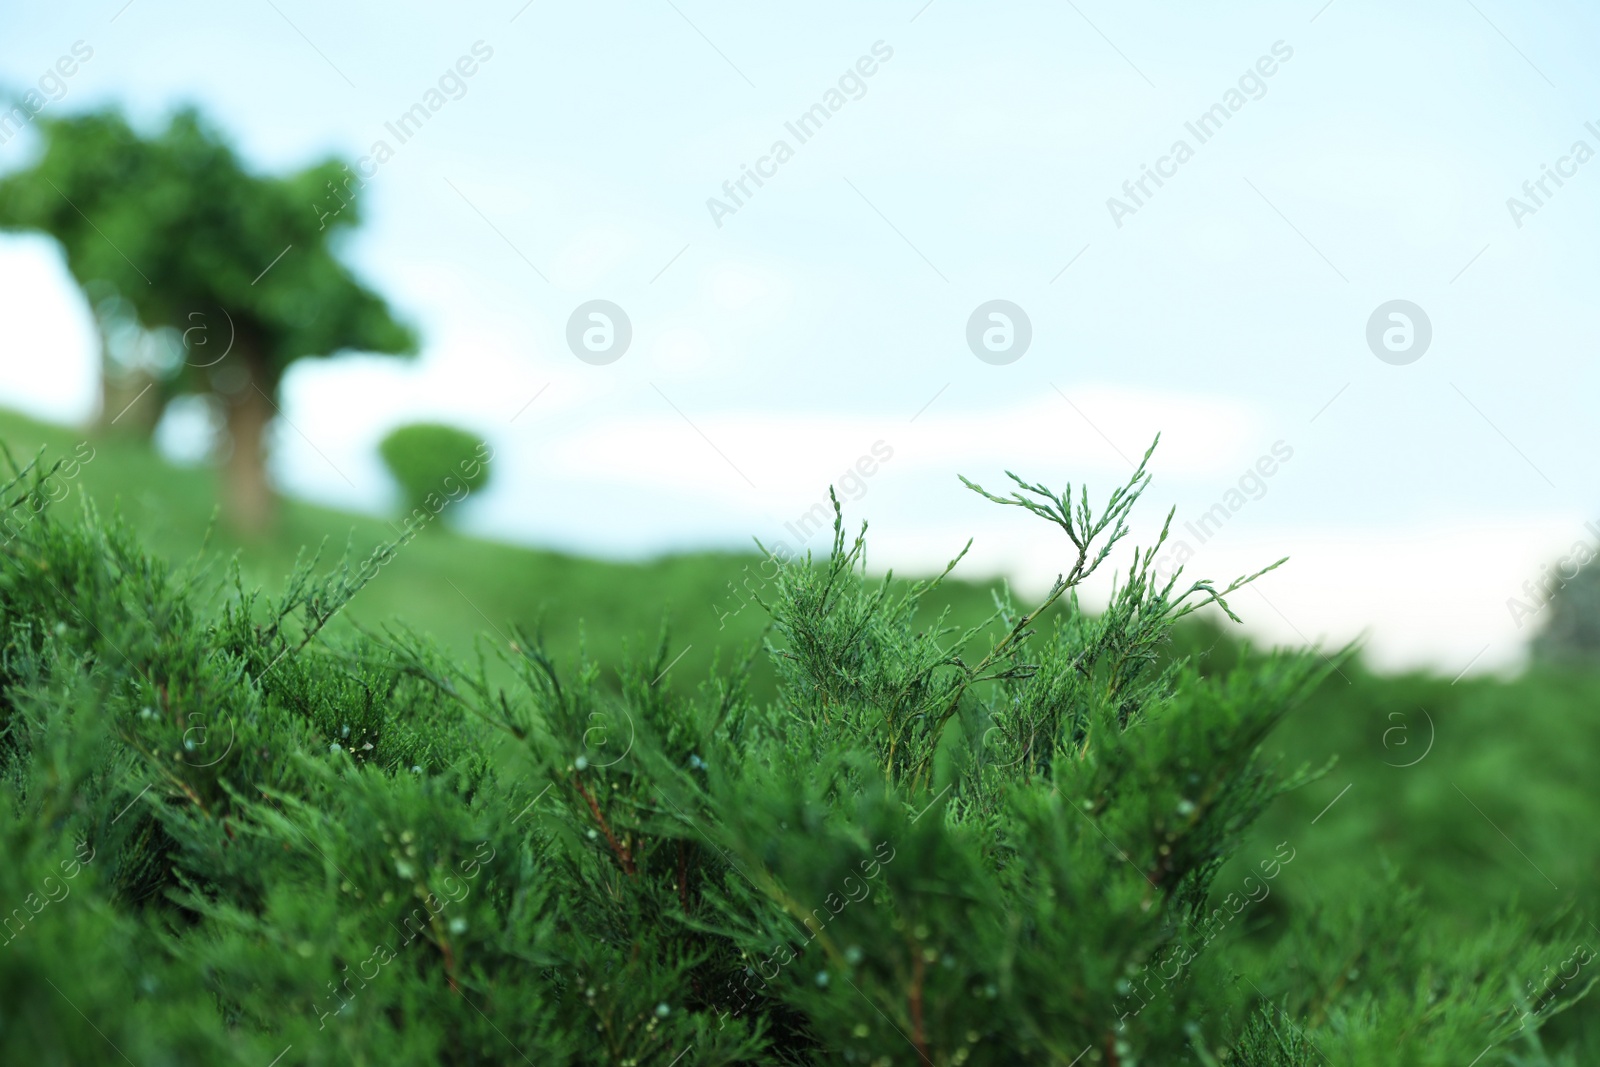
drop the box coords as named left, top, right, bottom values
left=377, top=422, right=491, bottom=523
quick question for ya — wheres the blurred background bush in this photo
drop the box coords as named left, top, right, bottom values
left=378, top=421, right=491, bottom=524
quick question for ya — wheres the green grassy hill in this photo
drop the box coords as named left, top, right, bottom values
left=0, top=407, right=1013, bottom=696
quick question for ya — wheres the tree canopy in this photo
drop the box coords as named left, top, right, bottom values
left=0, top=106, right=417, bottom=531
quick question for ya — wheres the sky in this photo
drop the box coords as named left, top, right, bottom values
left=1, top=0, right=1598, bottom=675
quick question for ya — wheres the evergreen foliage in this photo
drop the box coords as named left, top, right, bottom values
left=0, top=440, right=1587, bottom=1065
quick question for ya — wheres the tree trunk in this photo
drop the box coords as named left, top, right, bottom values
left=96, top=340, right=163, bottom=439
left=221, top=339, right=275, bottom=537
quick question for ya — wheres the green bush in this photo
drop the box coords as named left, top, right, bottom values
left=0, top=439, right=1588, bottom=1065
left=377, top=423, right=490, bottom=528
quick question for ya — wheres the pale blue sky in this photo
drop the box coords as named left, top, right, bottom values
left=1, top=0, right=1597, bottom=672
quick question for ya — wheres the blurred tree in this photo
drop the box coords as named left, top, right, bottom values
left=0, top=106, right=416, bottom=533
left=378, top=422, right=491, bottom=527
left=1531, top=564, right=1600, bottom=665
